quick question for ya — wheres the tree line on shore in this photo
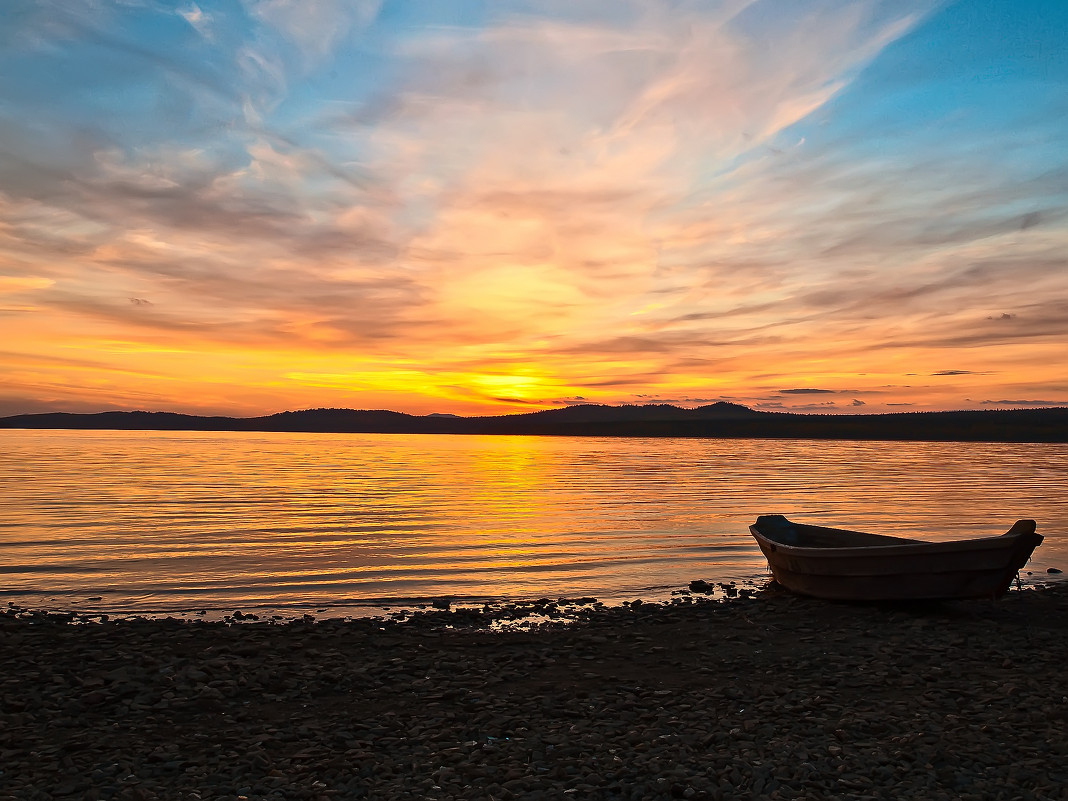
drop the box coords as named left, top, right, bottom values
left=3, top=402, right=1067, bottom=442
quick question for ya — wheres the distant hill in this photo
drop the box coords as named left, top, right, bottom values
left=485, top=401, right=763, bottom=424
left=2, top=403, right=1067, bottom=442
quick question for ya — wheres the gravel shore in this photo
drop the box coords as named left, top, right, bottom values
left=2, top=583, right=1066, bottom=801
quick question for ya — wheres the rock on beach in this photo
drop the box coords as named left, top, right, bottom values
left=1, top=584, right=1067, bottom=800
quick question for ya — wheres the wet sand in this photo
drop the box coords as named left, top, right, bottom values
left=2, top=584, right=1066, bottom=801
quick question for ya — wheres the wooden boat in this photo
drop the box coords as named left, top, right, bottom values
left=750, top=515, right=1043, bottom=601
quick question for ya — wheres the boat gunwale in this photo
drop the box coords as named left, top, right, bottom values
left=749, top=518, right=1040, bottom=560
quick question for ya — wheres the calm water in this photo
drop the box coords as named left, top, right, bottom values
left=2, top=430, right=1065, bottom=615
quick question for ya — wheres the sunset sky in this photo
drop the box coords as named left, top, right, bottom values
left=1, top=0, right=1066, bottom=417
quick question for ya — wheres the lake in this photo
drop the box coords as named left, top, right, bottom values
left=2, top=430, right=1065, bottom=616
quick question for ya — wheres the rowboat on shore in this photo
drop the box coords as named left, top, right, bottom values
left=749, top=515, right=1043, bottom=601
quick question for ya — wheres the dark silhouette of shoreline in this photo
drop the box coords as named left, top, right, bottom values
left=2, top=402, right=1067, bottom=442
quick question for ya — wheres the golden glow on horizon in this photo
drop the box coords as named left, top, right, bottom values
left=4, top=229, right=1067, bottom=418
left=7, top=309, right=1066, bottom=417
left=3, top=250, right=1067, bottom=418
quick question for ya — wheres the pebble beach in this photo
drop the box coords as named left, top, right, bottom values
left=2, top=583, right=1066, bottom=801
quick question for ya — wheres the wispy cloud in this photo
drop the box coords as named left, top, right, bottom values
left=243, top=0, right=382, bottom=70
left=980, top=399, right=1068, bottom=407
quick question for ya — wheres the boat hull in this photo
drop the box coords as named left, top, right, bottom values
left=750, top=516, right=1043, bottom=601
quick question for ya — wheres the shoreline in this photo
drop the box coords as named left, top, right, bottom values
left=2, top=583, right=1066, bottom=800
left=4, top=569, right=1062, bottom=626
left=0, top=576, right=773, bottom=626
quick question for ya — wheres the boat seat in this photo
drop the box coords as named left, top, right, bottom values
left=756, top=515, right=800, bottom=544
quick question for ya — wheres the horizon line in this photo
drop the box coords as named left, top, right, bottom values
left=5, top=401, right=1068, bottom=422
